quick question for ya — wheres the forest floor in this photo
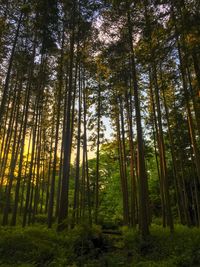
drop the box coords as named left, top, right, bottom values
left=0, top=220, right=200, bottom=267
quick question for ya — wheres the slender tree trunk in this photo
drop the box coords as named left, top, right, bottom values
left=116, top=103, right=129, bottom=226
left=19, top=130, right=32, bottom=215
left=119, top=96, right=130, bottom=225
left=0, top=8, right=23, bottom=127
left=95, top=81, right=101, bottom=224
left=22, top=98, right=39, bottom=227
left=45, top=123, right=54, bottom=214
left=172, top=5, right=200, bottom=183
left=127, top=10, right=149, bottom=237
left=2, top=83, right=22, bottom=225
left=32, top=121, right=42, bottom=223
left=72, top=63, right=82, bottom=226
left=58, top=2, right=76, bottom=229
left=48, top=29, right=64, bottom=228
left=125, top=89, right=137, bottom=227
left=0, top=83, right=18, bottom=188
left=83, top=82, right=92, bottom=225
left=11, top=40, right=36, bottom=225
left=149, top=71, right=166, bottom=226
left=152, top=65, right=174, bottom=232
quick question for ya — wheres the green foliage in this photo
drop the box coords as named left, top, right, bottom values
left=0, top=226, right=62, bottom=266
left=66, top=224, right=105, bottom=264
left=88, top=141, right=123, bottom=225
left=0, top=224, right=107, bottom=266
left=122, top=224, right=200, bottom=267
left=0, top=223, right=199, bottom=266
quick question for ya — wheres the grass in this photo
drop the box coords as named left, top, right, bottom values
left=0, top=223, right=199, bottom=266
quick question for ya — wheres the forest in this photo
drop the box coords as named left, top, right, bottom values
left=0, top=0, right=200, bottom=266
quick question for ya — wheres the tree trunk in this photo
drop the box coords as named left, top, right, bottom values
left=127, top=10, right=149, bottom=237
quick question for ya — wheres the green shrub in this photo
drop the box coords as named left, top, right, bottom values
left=67, top=224, right=104, bottom=261
left=122, top=224, right=200, bottom=266
left=0, top=223, right=199, bottom=266
left=0, top=226, right=63, bottom=266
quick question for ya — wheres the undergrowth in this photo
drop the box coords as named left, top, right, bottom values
left=0, top=223, right=199, bottom=266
